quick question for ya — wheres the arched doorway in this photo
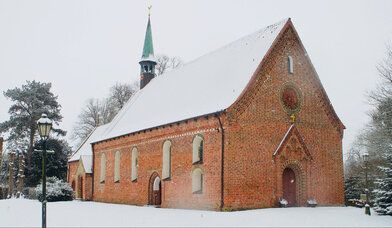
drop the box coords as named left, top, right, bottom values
left=283, top=168, right=297, bottom=206
left=148, top=172, right=161, bottom=206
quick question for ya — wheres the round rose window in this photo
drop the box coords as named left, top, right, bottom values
left=282, top=86, right=299, bottom=110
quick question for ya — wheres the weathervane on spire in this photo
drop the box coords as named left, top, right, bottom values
left=148, top=5, right=152, bottom=17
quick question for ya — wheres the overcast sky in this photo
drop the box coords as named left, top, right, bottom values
left=0, top=0, right=391, bottom=155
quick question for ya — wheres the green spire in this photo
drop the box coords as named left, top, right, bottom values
left=141, top=16, right=155, bottom=60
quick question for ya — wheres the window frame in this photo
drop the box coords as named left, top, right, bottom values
left=162, top=140, right=172, bottom=181
left=114, top=150, right=121, bottom=183
left=288, top=56, right=294, bottom=74
left=100, top=152, right=106, bottom=183
left=192, top=168, right=204, bottom=194
left=192, top=135, right=204, bottom=165
left=131, top=147, right=138, bottom=182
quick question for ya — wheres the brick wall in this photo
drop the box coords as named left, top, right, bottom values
left=68, top=160, right=93, bottom=200
left=93, top=116, right=223, bottom=210
left=68, top=161, right=78, bottom=188
left=222, top=23, right=344, bottom=210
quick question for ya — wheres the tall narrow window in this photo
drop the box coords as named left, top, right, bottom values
left=131, top=147, right=138, bottom=181
left=288, top=56, right=294, bottom=74
left=100, top=153, right=106, bottom=183
left=114, top=151, right=120, bottom=182
left=162, top=140, right=172, bottom=180
left=192, top=168, right=203, bottom=194
left=192, top=135, right=204, bottom=164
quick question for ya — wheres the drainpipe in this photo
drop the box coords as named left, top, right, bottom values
left=91, top=144, right=94, bottom=200
left=215, top=112, right=225, bottom=211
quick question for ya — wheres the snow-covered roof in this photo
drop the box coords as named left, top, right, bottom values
left=94, top=18, right=289, bottom=143
left=140, top=54, right=156, bottom=63
left=273, top=124, right=294, bottom=156
left=273, top=124, right=312, bottom=158
left=69, top=124, right=109, bottom=162
left=80, top=155, right=93, bottom=173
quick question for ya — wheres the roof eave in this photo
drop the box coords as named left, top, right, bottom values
left=92, top=110, right=226, bottom=145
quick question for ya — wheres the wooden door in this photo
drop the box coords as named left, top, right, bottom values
left=153, top=181, right=161, bottom=205
left=283, top=168, right=297, bottom=206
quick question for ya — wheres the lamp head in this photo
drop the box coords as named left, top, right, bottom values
left=363, top=152, right=369, bottom=162
left=37, top=113, right=52, bottom=139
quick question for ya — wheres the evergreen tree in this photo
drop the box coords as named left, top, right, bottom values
left=344, top=175, right=363, bottom=205
left=373, top=154, right=392, bottom=215
left=25, top=138, right=71, bottom=187
left=0, top=80, right=65, bottom=168
left=345, top=44, right=392, bottom=210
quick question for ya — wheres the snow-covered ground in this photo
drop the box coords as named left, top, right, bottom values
left=1, top=198, right=391, bottom=227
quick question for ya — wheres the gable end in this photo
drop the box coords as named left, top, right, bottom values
left=273, top=124, right=312, bottom=159
left=227, top=20, right=344, bottom=137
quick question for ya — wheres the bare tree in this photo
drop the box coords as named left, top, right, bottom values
left=345, top=43, right=392, bottom=206
left=71, top=81, right=139, bottom=145
left=377, top=44, right=392, bottom=86
left=370, top=44, right=392, bottom=104
left=109, top=82, right=138, bottom=110
left=156, top=54, right=183, bottom=76
left=71, top=98, right=116, bottom=143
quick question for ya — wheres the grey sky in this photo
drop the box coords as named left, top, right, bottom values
left=0, top=0, right=391, bottom=155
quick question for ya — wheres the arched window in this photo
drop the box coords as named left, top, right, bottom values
left=114, top=151, right=120, bottom=182
left=288, top=56, right=294, bottom=74
left=162, top=140, right=172, bottom=180
left=100, top=153, right=106, bottom=183
left=131, top=147, right=138, bottom=181
left=192, top=135, right=204, bottom=164
left=192, top=168, right=203, bottom=194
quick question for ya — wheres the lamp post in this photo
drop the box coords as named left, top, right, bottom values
left=37, top=114, right=52, bottom=228
left=363, top=152, right=371, bottom=216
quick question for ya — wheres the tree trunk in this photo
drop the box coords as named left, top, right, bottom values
left=8, top=153, right=15, bottom=197
left=27, top=126, right=35, bottom=168
left=16, top=154, right=24, bottom=198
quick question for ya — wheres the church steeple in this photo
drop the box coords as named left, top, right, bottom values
left=139, top=11, right=157, bottom=89
left=141, top=17, right=154, bottom=60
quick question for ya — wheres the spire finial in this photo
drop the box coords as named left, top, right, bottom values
left=148, top=5, right=152, bottom=17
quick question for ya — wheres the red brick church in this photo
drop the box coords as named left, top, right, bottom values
left=68, top=16, right=345, bottom=211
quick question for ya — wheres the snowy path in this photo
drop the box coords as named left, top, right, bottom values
left=1, top=198, right=391, bottom=227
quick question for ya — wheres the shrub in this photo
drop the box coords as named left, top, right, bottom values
left=35, top=176, right=74, bottom=202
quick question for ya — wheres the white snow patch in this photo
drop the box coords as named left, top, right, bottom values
left=273, top=124, right=294, bottom=156
left=280, top=198, right=288, bottom=205
left=68, top=124, right=109, bottom=171
left=1, top=199, right=391, bottom=227
left=80, top=155, right=92, bottom=173
left=94, top=18, right=289, bottom=143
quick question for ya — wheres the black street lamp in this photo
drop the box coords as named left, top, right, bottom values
left=37, top=114, right=52, bottom=228
left=363, top=152, right=371, bottom=216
